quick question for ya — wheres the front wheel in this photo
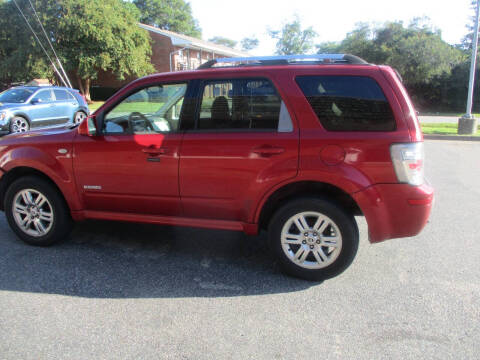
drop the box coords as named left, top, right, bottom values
left=268, top=198, right=359, bottom=281
left=74, top=111, right=87, bottom=125
left=10, top=116, right=30, bottom=133
left=4, top=176, right=73, bottom=246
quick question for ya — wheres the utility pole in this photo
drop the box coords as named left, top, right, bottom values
left=459, top=0, right=480, bottom=134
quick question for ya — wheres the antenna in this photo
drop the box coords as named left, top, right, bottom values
left=11, top=0, right=69, bottom=88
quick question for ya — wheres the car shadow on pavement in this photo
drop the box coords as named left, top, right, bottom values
left=0, top=219, right=315, bottom=298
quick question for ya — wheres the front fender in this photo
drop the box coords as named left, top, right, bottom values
left=0, top=146, right=82, bottom=211
left=10, top=111, right=32, bottom=123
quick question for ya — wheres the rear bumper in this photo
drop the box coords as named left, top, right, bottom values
left=353, top=182, right=434, bottom=243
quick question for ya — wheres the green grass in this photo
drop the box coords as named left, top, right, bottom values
left=111, top=101, right=165, bottom=114
left=88, top=101, right=104, bottom=112
left=88, top=101, right=165, bottom=114
left=421, top=122, right=480, bottom=136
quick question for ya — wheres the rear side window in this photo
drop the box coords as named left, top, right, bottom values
left=54, top=89, right=72, bottom=101
left=197, top=78, right=283, bottom=131
left=296, top=76, right=395, bottom=131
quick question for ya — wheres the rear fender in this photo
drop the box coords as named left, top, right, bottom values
left=252, top=169, right=370, bottom=225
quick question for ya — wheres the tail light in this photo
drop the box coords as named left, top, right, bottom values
left=390, top=142, right=424, bottom=186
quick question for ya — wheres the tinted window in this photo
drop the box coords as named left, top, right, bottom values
left=54, top=89, right=70, bottom=101
left=103, top=83, right=187, bottom=135
left=296, top=76, right=395, bottom=131
left=35, top=90, right=54, bottom=102
left=197, top=78, right=281, bottom=130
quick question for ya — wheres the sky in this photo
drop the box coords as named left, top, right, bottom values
left=188, top=0, right=475, bottom=55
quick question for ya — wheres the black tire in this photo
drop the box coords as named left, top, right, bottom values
left=4, top=176, right=73, bottom=246
left=74, top=111, right=87, bottom=125
left=268, top=197, right=359, bottom=281
left=9, top=116, right=30, bottom=133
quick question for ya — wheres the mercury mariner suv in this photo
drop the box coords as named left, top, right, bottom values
left=0, top=54, right=434, bottom=281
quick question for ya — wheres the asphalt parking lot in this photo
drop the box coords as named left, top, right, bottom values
left=0, top=140, right=479, bottom=359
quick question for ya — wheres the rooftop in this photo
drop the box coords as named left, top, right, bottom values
left=138, top=23, right=250, bottom=58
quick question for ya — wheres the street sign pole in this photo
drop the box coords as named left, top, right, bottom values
left=459, top=0, right=480, bottom=134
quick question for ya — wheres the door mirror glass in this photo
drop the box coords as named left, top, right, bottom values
left=30, top=98, right=42, bottom=105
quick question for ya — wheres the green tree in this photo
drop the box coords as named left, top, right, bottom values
left=0, top=0, right=154, bottom=101
left=268, top=17, right=317, bottom=55
left=317, top=20, right=464, bottom=86
left=240, top=37, right=259, bottom=51
left=0, top=0, right=53, bottom=87
left=388, top=26, right=463, bottom=85
left=133, top=0, right=201, bottom=37
left=208, top=36, right=237, bottom=48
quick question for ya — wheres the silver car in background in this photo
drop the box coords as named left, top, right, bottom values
left=0, top=86, right=89, bottom=135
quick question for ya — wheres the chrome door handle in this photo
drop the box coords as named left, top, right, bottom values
left=251, top=146, right=285, bottom=157
left=142, top=147, right=168, bottom=156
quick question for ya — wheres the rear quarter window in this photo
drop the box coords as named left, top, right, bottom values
left=295, top=76, right=395, bottom=131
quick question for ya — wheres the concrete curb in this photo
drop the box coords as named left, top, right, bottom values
left=424, top=134, right=480, bottom=141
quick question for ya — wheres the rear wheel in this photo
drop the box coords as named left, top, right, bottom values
left=4, top=176, right=73, bottom=246
left=268, top=198, right=358, bottom=281
left=10, top=116, right=30, bottom=133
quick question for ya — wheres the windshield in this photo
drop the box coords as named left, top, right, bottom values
left=0, top=88, right=34, bottom=103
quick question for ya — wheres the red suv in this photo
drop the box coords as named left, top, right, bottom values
left=0, top=54, right=434, bottom=280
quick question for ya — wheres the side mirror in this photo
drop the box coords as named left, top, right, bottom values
left=78, top=115, right=98, bottom=136
left=30, top=98, right=42, bottom=105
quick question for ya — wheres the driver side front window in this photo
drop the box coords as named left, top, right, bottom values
left=103, top=83, right=187, bottom=135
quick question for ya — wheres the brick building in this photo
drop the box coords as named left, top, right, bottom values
left=90, top=23, right=250, bottom=100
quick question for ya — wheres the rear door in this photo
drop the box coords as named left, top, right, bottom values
left=53, top=89, right=76, bottom=124
left=179, top=76, right=299, bottom=223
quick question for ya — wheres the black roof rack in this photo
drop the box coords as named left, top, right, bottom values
left=197, top=54, right=368, bottom=69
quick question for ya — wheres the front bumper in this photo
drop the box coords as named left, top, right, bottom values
left=353, top=182, right=434, bottom=243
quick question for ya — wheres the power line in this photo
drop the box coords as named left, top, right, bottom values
left=27, top=0, right=72, bottom=88
left=11, top=0, right=68, bottom=87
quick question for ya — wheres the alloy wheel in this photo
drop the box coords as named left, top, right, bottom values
left=11, top=117, right=29, bottom=133
left=280, top=211, right=343, bottom=269
left=74, top=111, right=87, bottom=124
left=12, top=189, right=54, bottom=237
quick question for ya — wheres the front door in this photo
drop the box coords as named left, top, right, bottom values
left=28, top=89, right=59, bottom=127
left=179, top=77, right=299, bottom=223
left=73, top=83, right=188, bottom=216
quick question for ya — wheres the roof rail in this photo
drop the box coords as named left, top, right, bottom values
left=197, top=54, right=368, bottom=69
